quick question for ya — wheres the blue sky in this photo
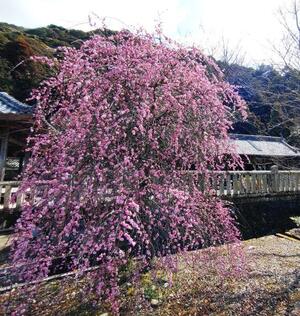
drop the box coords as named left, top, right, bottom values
left=0, top=0, right=292, bottom=65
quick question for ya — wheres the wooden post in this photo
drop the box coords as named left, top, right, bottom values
left=3, top=184, right=12, bottom=209
left=198, top=174, right=205, bottom=192
left=219, top=173, right=224, bottom=196
left=263, top=174, right=268, bottom=193
left=232, top=173, right=238, bottom=196
left=296, top=173, right=300, bottom=192
left=245, top=174, right=251, bottom=194
left=211, top=174, right=217, bottom=193
left=271, top=165, right=278, bottom=193
left=239, top=174, right=244, bottom=195
left=291, top=172, right=294, bottom=191
left=289, top=173, right=292, bottom=191
left=226, top=173, right=231, bottom=196
left=251, top=173, right=256, bottom=193
left=278, top=173, right=282, bottom=192
left=283, top=174, right=287, bottom=192
left=257, top=174, right=262, bottom=193
left=0, top=131, right=8, bottom=181
left=23, top=151, right=30, bottom=172
left=16, top=190, right=24, bottom=209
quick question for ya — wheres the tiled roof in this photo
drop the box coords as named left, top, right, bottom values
left=0, top=92, right=33, bottom=115
left=229, top=134, right=300, bottom=157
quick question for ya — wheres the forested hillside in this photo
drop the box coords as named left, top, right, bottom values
left=0, top=23, right=113, bottom=102
left=0, top=22, right=300, bottom=143
left=219, top=62, right=300, bottom=144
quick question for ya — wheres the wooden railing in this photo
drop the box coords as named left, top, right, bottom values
left=1, top=168, right=300, bottom=210
left=0, top=181, right=23, bottom=210
left=209, top=169, right=300, bottom=197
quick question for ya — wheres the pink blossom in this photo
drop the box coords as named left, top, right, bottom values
left=11, top=28, right=247, bottom=315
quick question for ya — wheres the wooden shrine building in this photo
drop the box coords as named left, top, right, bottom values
left=1, top=91, right=300, bottom=178
left=0, top=92, right=33, bottom=181
left=229, top=134, right=300, bottom=170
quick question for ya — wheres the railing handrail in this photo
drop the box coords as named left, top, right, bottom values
left=224, top=170, right=300, bottom=174
left=0, top=181, right=21, bottom=186
left=211, top=170, right=300, bottom=175
left=1, top=167, right=300, bottom=212
left=180, top=170, right=300, bottom=176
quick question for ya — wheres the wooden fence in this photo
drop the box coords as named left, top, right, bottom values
left=0, top=181, right=23, bottom=210
left=209, top=168, right=300, bottom=197
left=1, top=168, right=300, bottom=210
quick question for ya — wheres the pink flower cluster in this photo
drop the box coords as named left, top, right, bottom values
left=11, top=29, right=247, bottom=314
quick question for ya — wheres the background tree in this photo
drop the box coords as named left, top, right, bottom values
left=214, top=0, right=300, bottom=152
left=271, top=0, right=300, bottom=146
left=277, top=0, right=300, bottom=69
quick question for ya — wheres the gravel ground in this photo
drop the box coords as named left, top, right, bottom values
left=235, top=231, right=300, bottom=316
left=124, top=231, right=300, bottom=316
left=0, top=231, right=299, bottom=315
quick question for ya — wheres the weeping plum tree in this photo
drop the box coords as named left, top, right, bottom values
left=11, top=30, right=247, bottom=312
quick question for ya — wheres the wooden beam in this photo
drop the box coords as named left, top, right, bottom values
left=8, top=136, right=26, bottom=147
left=0, top=114, right=33, bottom=122
left=0, top=131, right=8, bottom=181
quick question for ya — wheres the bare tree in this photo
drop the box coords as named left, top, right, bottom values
left=219, top=36, right=246, bottom=65
left=259, top=0, right=300, bottom=151
left=276, top=0, right=300, bottom=69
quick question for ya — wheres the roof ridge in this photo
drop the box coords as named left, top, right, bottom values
left=0, top=92, right=33, bottom=115
left=230, top=133, right=300, bottom=157
left=0, top=92, right=31, bottom=108
left=229, top=133, right=282, bottom=141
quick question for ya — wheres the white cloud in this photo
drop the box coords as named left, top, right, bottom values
left=0, top=0, right=294, bottom=64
